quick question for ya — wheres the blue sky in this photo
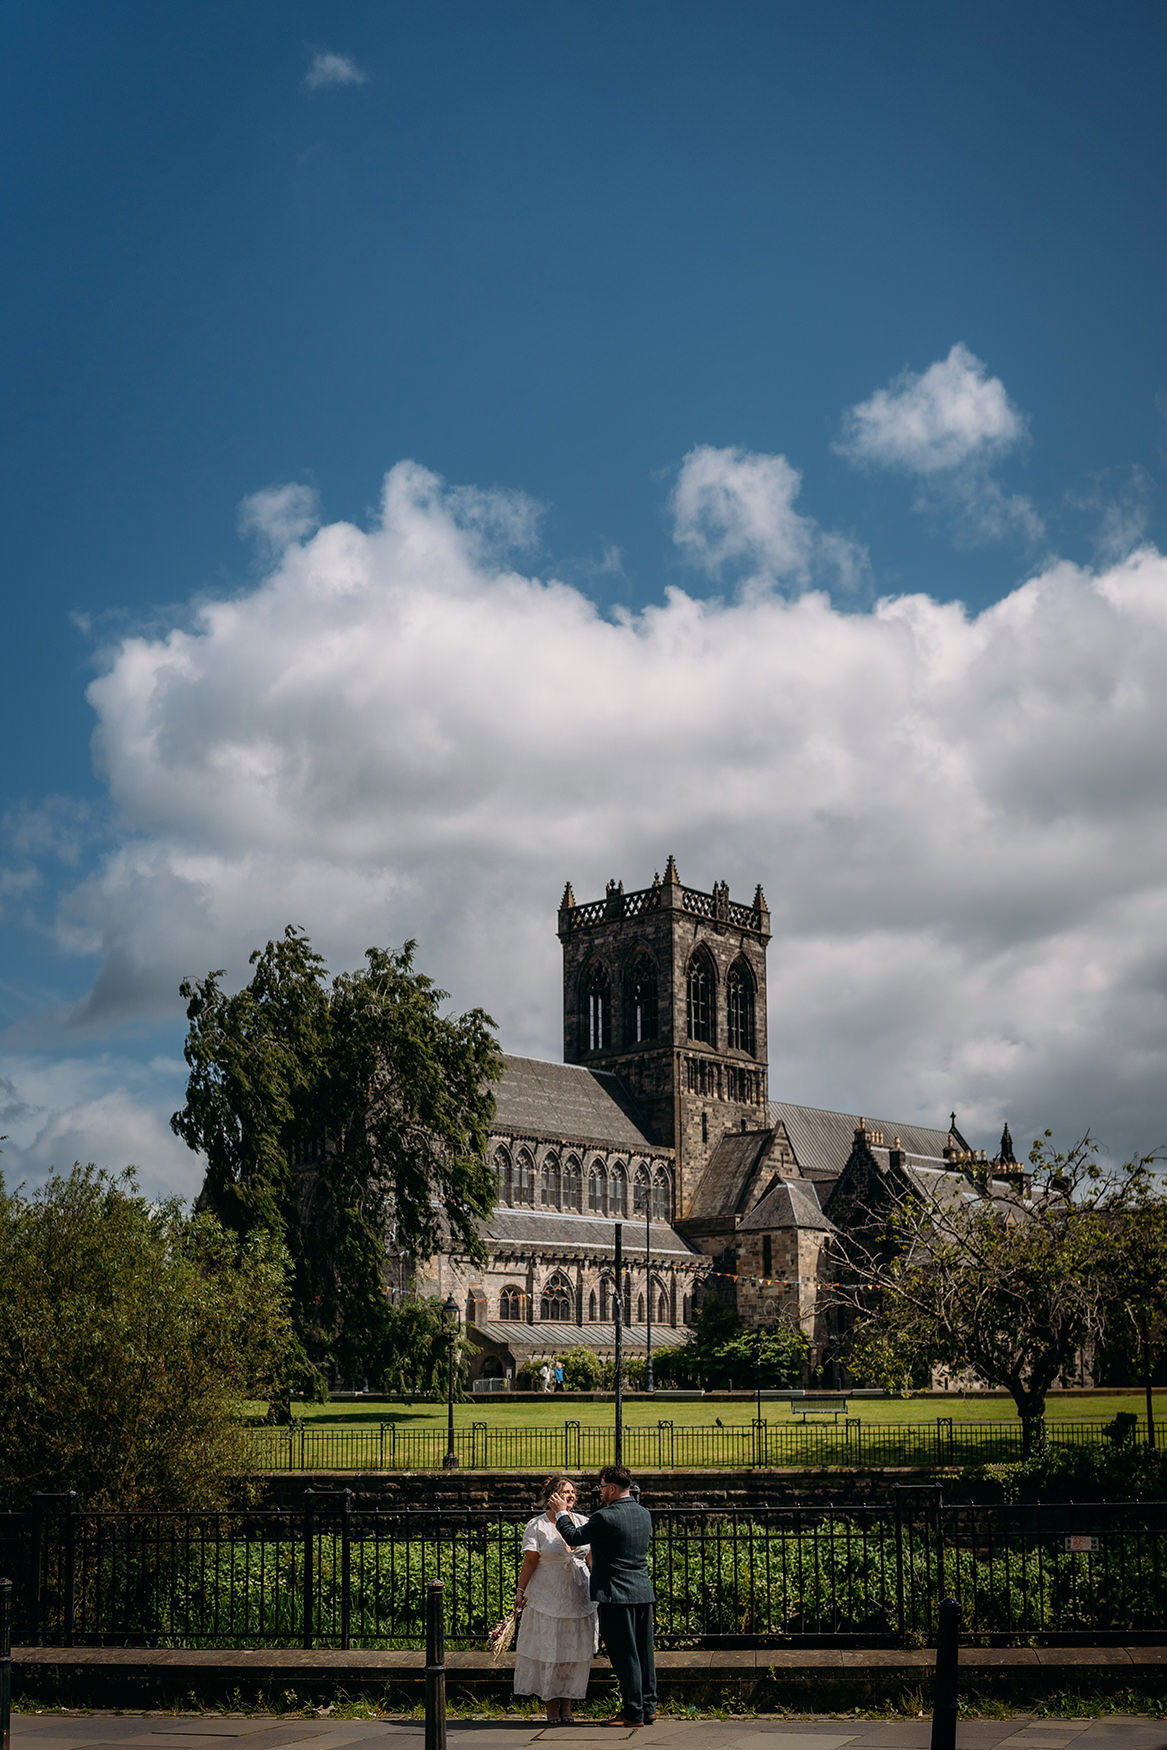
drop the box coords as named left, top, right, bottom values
left=2, top=2, right=1165, bottom=1194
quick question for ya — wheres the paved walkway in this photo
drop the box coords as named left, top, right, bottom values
left=11, top=1712, right=1167, bottom=1750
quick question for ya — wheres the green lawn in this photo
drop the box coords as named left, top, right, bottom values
left=251, top=1388, right=1164, bottom=1431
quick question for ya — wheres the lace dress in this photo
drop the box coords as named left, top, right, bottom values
left=512, top=1511, right=598, bottom=1701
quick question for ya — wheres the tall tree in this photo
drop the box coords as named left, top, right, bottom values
left=172, top=928, right=503, bottom=1387
left=1096, top=1185, right=1167, bottom=1449
left=836, top=1134, right=1155, bottom=1454
left=0, top=1165, right=292, bottom=1509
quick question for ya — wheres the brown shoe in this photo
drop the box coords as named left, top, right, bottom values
left=603, top=1718, right=642, bottom=1728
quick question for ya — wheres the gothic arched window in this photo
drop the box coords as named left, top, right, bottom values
left=687, top=950, right=715, bottom=1044
left=657, top=1290, right=669, bottom=1323
left=588, top=1162, right=606, bottom=1214
left=584, top=963, right=611, bottom=1051
left=540, top=1272, right=574, bottom=1321
left=624, top=951, right=659, bottom=1044
left=541, top=1154, right=561, bottom=1207
left=652, top=1167, right=671, bottom=1222
left=600, top=1277, right=613, bottom=1320
left=727, top=957, right=756, bottom=1055
left=588, top=1289, right=597, bottom=1321
left=494, top=1146, right=512, bottom=1205
left=636, top=1295, right=645, bottom=1323
left=633, top=1165, right=651, bottom=1216
left=563, top=1156, right=582, bottom=1210
left=609, top=1163, right=627, bottom=1217
left=515, top=1149, right=535, bottom=1205
left=499, top=1284, right=525, bottom=1321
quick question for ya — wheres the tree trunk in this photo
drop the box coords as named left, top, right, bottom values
left=1020, top=1411, right=1047, bottom=1459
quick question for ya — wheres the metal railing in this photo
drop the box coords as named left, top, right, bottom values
left=6, top=1493, right=1165, bottom=1651
left=242, top=1416, right=1141, bottom=1473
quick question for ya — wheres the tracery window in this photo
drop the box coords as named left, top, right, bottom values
left=624, top=952, right=659, bottom=1044
left=563, top=1156, right=582, bottom=1210
left=588, top=1163, right=606, bottom=1214
left=515, top=1149, right=535, bottom=1205
left=652, top=1168, right=671, bottom=1222
left=727, top=958, right=756, bottom=1055
left=608, top=1163, right=627, bottom=1217
left=633, top=1165, right=651, bottom=1216
left=686, top=951, right=714, bottom=1044
left=499, top=1284, right=525, bottom=1321
left=584, top=963, right=611, bottom=1051
left=540, top=1272, right=574, bottom=1321
left=494, top=1146, right=512, bottom=1205
left=541, top=1154, right=561, bottom=1207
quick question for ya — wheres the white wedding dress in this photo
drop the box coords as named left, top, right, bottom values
left=512, top=1511, right=599, bottom=1701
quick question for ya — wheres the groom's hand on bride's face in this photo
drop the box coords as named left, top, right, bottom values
left=549, top=1491, right=569, bottom=1514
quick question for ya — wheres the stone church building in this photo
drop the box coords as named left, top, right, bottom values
left=415, top=858, right=1002, bottom=1386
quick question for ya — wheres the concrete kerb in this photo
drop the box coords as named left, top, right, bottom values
left=12, top=1646, right=1167, bottom=1715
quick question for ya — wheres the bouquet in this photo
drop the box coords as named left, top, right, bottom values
left=486, top=1606, right=520, bottom=1660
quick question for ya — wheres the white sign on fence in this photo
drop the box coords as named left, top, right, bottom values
left=1064, top=1534, right=1100, bottom=1553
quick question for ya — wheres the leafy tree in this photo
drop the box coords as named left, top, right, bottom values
left=1094, top=1188, right=1167, bottom=1448
left=172, top=929, right=503, bottom=1388
left=377, top=1296, right=473, bottom=1398
left=560, top=1346, right=603, bottom=1391
left=835, top=1133, right=1156, bottom=1454
left=0, top=1165, right=292, bottom=1509
left=654, top=1297, right=808, bottom=1389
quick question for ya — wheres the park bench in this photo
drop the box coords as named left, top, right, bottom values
left=790, top=1393, right=850, bottom=1421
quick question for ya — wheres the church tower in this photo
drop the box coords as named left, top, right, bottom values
left=558, top=858, right=771, bottom=1217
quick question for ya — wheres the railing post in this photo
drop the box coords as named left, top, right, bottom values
left=424, top=1578, right=447, bottom=1750
left=380, top=1422, right=386, bottom=1470
left=340, top=1489, right=352, bottom=1652
left=0, top=1577, right=12, bottom=1750
left=473, top=1421, right=487, bottom=1468
left=63, top=1492, right=77, bottom=1648
left=302, top=1490, right=315, bottom=1649
left=893, top=1487, right=906, bottom=1644
left=930, top=1595, right=960, bottom=1750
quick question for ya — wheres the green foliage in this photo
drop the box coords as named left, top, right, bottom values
left=560, top=1346, right=603, bottom=1391
left=653, top=1298, right=807, bottom=1389
left=969, top=1437, right=1167, bottom=1503
left=376, top=1297, right=471, bottom=1399
left=172, top=928, right=503, bottom=1386
left=0, top=1165, right=293, bottom=1509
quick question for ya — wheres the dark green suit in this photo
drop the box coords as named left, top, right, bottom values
left=557, top=1495, right=656, bottom=1721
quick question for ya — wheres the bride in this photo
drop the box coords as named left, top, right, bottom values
left=512, top=1473, right=598, bottom=1721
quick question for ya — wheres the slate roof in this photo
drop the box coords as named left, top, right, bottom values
left=682, top=1130, right=775, bottom=1221
left=483, top=1205, right=696, bottom=1259
left=738, top=1177, right=834, bottom=1234
left=767, top=1101, right=966, bottom=1181
left=470, top=1320, right=690, bottom=1358
left=493, top=1054, right=659, bottom=1151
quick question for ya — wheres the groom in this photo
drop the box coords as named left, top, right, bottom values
left=551, top=1464, right=656, bottom=1727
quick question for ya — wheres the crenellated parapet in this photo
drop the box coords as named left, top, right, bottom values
left=558, top=858, right=771, bottom=942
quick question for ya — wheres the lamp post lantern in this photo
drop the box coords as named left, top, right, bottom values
left=442, top=1294, right=460, bottom=1471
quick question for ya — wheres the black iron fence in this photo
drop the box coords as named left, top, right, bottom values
left=245, top=1416, right=1138, bottom=1473
left=3, top=1492, right=1164, bottom=1651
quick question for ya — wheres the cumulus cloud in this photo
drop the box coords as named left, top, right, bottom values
left=37, top=456, right=1164, bottom=1178
left=672, top=444, right=866, bottom=590
left=836, top=345, right=1041, bottom=546
left=303, top=51, right=368, bottom=92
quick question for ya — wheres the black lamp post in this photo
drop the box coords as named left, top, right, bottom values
left=639, top=1181, right=654, bottom=1396
left=442, top=1293, right=460, bottom=1471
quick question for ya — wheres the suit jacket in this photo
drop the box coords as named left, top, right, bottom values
left=557, top=1495, right=654, bottom=1604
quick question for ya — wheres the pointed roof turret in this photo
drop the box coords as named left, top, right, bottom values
left=999, top=1121, right=1016, bottom=1163
left=753, top=883, right=768, bottom=913
left=559, top=881, right=576, bottom=910
left=663, top=854, right=681, bottom=885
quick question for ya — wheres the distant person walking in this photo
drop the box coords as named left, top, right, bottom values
left=540, top=1361, right=552, bottom=1393
left=551, top=1464, right=656, bottom=1727
left=555, top=1361, right=565, bottom=1392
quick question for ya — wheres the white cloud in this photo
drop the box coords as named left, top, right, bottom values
left=837, top=344, right=1025, bottom=474
left=836, top=345, right=1041, bottom=547
left=0, top=1055, right=197, bottom=1201
left=303, top=51, right=368, bottom=92
left=671, top=444, right=866, bottom=590
left=41, top=457, right=1166, bottom=1178
left=238, top=483, right=321, bottom=555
